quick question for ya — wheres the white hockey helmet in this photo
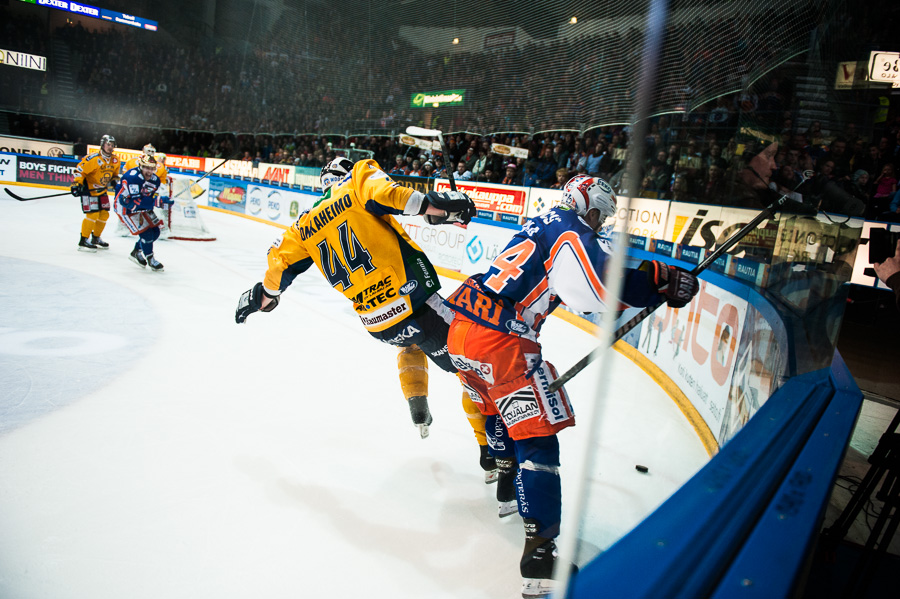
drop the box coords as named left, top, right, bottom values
left=320, top=157, right=354, bottom=190
left=154, top=152, right=167, bottom=165
left=142, top=143, right=157, bottom=157
left=560, top=175, right=617, bottom=224
left=99, top=134, right=116, bottom=157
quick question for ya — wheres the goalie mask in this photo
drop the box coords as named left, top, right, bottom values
left=560, top=175, right=617, bottom=226
left=320, top=157, right=354, bottom=190
left=142, top=144, right=157, bottom=157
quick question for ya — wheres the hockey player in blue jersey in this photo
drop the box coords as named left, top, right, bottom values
left=447, top=175, right=700, bottom=598
left=114, top=154, right=170, bottom=271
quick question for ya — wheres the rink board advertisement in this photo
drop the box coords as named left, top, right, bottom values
left=459, top=219, right=520, bottom=276
left=0, top=153, right=15, bottom=182
left=395, top=216, right=468, bottom=271
left=629, top=281, right=749, bottom=445
left=208, top=179, right=248, bottom=213
left=15, top=155, right=76, bottom=186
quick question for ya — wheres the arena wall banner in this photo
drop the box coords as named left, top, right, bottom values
left=88, top=144, right=142, bottom=164
left=165, top=154, right=204, bottom=171
left=395, top=216, right=468, bottom=271
left=294, top=166, right=321, bottom=191
left=1, top=135, right=73, bottom=157
left=390, top=173, right=434, bottom=197
left=663, top=203, right=778, bottom=256
left=202, top=158, right=297, bottom=185
left=609, top=198, right=670, bottom=239
left=0, top=153, right=16, bottom=182
left=434, top=179, right=528, bottom=223
left=15, top=155, right=76, bottom=187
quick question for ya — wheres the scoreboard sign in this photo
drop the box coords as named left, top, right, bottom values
left=868, top=51, right=900, bottom=88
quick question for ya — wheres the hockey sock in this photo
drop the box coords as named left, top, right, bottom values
left=81, top=212, right=98, bottom=238
left=92, top=210, right=109, bottom=236
left=514, top=435, right=561, bottom=539
left=397, top=345, right=428, bottom=399
left=462, top=391, right=488, bottom=446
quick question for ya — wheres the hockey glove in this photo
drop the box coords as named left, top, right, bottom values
left=407, top=395, right=433, bottom=439
left=422, top=190, right=477, bottom=225
left=640, top=260, right=699, bottom=309
left=70, top=182, right=86, bottom=197
left=235, top=282, right=280, bottom=324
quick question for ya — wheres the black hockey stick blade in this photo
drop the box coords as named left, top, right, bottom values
left=547, top=175, right=815, bottom=394
left=5, top=187, right=73, bottom=202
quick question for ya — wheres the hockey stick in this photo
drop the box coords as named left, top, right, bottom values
left=406, top=126, right=457, bottom=192
left=4, top=187, right=73, bottom=202
left=547, top=171, right=815, bottom=393
left=170, top=150, right=242, bottom=201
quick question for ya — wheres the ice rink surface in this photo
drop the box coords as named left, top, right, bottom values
left=0, top=189, right=708, bottom=599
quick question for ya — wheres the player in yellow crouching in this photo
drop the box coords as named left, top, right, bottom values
left=71, top=134, right=120, bottom=251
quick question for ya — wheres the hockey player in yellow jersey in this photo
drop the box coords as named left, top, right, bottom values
left=71, top=134, right=121, bottom=251
left=236, top=157, right=498, bottom=480
left=123, top=144, right=157, bottom=174
left=153, top=152, right=174, bottom=231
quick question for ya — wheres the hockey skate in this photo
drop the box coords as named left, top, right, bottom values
left=129, top=247, right=147, bottom=268
left=480, top=444, right=498, bottom=484
left=146, top=253, right=164, bottom=272
left=496, top=457, right=518, bottom=518
left=90, top=234, right=109, bottom=249
left=408, top=396, right=432, bottom=439
left=77, top=236, right=97, bottom=252
left=520, top=535, right=558, bottom=599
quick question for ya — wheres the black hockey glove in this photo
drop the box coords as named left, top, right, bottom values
left=70, top=182, right=86, bottom=197
left=407, top=395, right=433, bottom=439
left=235, top=282, right=280, bottom=324
left=421, top=190, right=477, bottom=225
left=640, top=260, right=699, bottom=309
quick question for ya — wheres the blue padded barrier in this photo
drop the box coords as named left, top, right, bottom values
left=568, top=356, right=860, bottom=599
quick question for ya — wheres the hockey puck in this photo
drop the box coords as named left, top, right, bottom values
left=635, top=465, right=649, bottom=473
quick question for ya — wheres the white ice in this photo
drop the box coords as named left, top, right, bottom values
left=0, top=190, right=708, bottom=599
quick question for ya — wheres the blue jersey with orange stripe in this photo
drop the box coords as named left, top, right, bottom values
left=450, top=206, right=661, bottom=334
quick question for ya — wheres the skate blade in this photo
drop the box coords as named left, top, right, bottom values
left=77, top=246, right=97, bottom=253
left=498, top=500, right=518, bottom=518
left=521, top=578, right=554, bottom=598
left=128, top=256, right=146, bottom=268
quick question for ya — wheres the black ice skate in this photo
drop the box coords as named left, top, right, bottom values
left=146, top=253, right=164, bottom=272
left=495, top=457, right=518, bottom=518
left=90, top=234, right=109, bottom=249
left=78, top=236, right=97, bottom=252
left=129, top=247, right=147, bottom=268
left=520, top=529, right=558, bottom=599
left=407, top=395, right=432, bottom=439
left=480, top=444, right=498, bottom=484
